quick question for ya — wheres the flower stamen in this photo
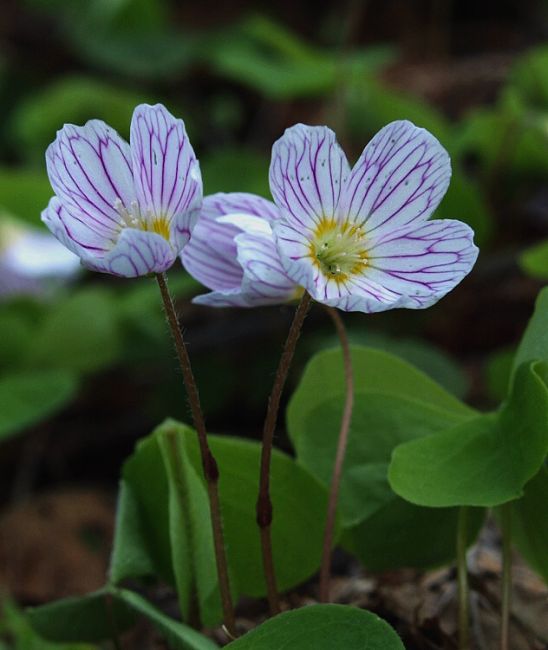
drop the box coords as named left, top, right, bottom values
left=113, top=199, right=171, bottom=241
left=310, top=218, right=368, bottom=281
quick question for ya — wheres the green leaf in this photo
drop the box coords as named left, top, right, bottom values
left=511, top=465, right=548, bottom=583
left=319, top=332, right=469, bottom=399
left=0, top=599, right=96, bottom=649
left=288, top=346, right=474, bottom=449
left=507, top=44, right=548, bottom=109
left=485, top=346, right=515, bottom=403
left=38, top=0, right=197, bottom=80
left=288, top=346, right=478, bottom=568
left=113, top=430, right=174, bottom=585
left=0, top=370, right=78, bottom=442
left=520, top=238, right=548, bottom=280
left=345, top=73, right=450, bottom=142
left=0, top=303, right=41, bottom=367
left=158, top=425, right=223, bottom=625
left=226, top=604, right=404, bottom=649
left=292, top=391, right=467, bottom=526
left=208, top=16, right=336, bottom=99
left=11, top=77, right=151, bottom=165
left=108, top=481, right=155, bottom=582
left=27, top=587, right=218, bottom=650
left=110, top=421, right=332, bottom=625
left=26, top=589, right=135, bottom=643
left=205, top=434, right=332, bottom=597
left=115, top=589, right=219, bottom=650
left=208, top=15, right=393, bottom=100
left=450, top=95, right=548, bottom=183
left=389, top=361, right=548, bottom=507
left=513, top=286, right=548, bottom=372
left=25, top=287, right=122, bottom=373
left=346, top=500, right=485, bottom=570
left=0, top=169, right=54, bottom=226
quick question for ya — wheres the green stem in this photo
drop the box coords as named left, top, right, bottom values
left=256, top=292, right=312, bottom=616
left=318, top=307, right=353, bottom=602
left=457, top=506, right=470, bottom=650
left=156, top=273, right=236, bottom=638
left=500, top=503, right=512, bottom=650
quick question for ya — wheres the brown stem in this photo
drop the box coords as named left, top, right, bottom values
left=156, top=272, right=236, bottom=638
left=318, top=307, right=354, bottom=603
left=256, top=292, right=312, bottom=615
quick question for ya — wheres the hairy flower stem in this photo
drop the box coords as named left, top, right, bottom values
left=256, top=292, right=312, bottom=616
left=457, top=506, right=470, bottom=650
left=156, top=272, right=236, bottom=638
left=318, top=307, right=354, bottom=603
left=500, top=503, right=512, bottom=650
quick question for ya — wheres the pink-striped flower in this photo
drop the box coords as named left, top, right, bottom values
left=270, top=120, right=479, bottom=312
left=182, top=192, right=299, bottom=307
left=42, top=104, right=202, bottom=278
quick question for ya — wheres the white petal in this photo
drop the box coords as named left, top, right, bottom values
left=363, top=219, right=478, bottom=304
left=202, top=192, right=280, bottom=222
left=41, top=196, right=115, bottom=262
left=88, top=228, right=176, bottom=277
left=46, top=120, right=135, bottom=238
left=269, top=124, right=351, bottom=231
left=338, top=120, right=451, bottom=235
left=130, top=104, right=202, bottom=250
left=236, top=230, right=298, bottom=306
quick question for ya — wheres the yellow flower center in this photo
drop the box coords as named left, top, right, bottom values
left=114, top=199, right=171, bottom=242
left=310, top=218, right=368, bottom=282
left=141, top=216, right=171, bottom=240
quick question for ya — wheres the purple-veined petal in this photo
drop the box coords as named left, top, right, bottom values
left=235, top=230, right=298, bottom=306
left=130, top=104, right=202, bottom=250
left=46, top=120, right=135, bottom=239
left=41, top=196, right=107, bottom=270
left=182, top=219, right=242, bottom=292
left=87, top=228, right=176, bottom=278
left=269, top=124, right=351, bottom=231
left=186, top=194, right=296, bottom=308
left=202, top=192, right=280, bottom=223
left=182, top=193, right=280, bottom=292
left=193, top=288, right=251, bottom=308
left=362, top=218, right=478, bottom=306
left=338, top=120, right=450, bottom=236
left=41, top=196, right=115, bottom=260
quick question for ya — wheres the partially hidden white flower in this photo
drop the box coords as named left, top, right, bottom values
left=182, top=192, right=300, bottom=307
left=0, top=217, right=80, bottom=298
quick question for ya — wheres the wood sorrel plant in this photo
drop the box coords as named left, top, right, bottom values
left=35, top=102, right=523, bottom=650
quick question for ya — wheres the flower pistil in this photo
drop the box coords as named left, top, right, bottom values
left=310, top=217, right=368, bottom=281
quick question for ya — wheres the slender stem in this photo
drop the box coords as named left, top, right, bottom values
left=256, top=292, right=312, bottom=615
left=156, top=272, right=236, bottom=638
left=318, top=307, right=354, bottom=603
left=500, top=503, right=512, bottom=650
left=457, top=506, right=470, bottom=650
